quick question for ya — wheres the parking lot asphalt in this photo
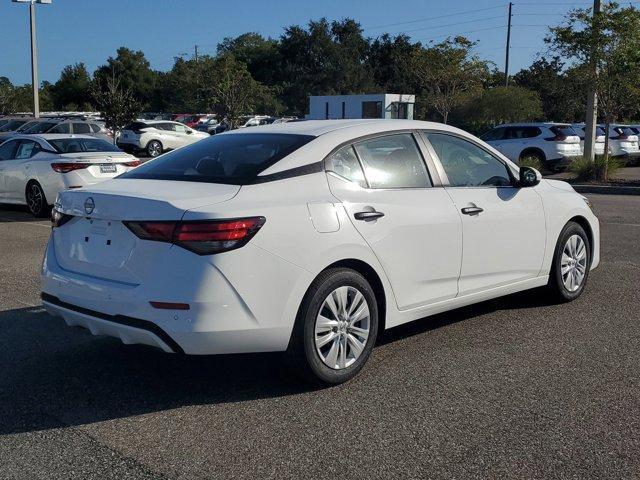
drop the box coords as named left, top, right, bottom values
left=0, top=194, right=638, bottom=480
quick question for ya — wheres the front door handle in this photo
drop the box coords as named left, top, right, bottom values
left=461, top=206, right=483, bottom=215
left=354, top=210, right=385, bottom=221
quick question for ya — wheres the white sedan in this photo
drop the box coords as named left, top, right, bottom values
left=0, top=134, right=140, bottom=216
left=41, top=120, right=600, bottom=384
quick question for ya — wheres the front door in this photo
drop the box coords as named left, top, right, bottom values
left=422, top=132, right=546, bottom=296
left=327, top=132, right=462, bottom=311
left=4, top=140, right=41, bottom=202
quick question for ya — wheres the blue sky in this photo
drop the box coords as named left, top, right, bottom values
left=0, top=0, right=595, bottom=85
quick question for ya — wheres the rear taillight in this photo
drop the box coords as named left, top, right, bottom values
left=124, top=217, right=265, bottom=255
left=545, top=133, right=567, bottom=142
left=51, top=208, right=73, bottom=228
left=123, top=160, right=141, bottom=167
left=51, top=162, right=90, bottom=173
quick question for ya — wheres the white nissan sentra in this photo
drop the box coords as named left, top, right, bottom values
left=41, top=120, right=600, bottom=384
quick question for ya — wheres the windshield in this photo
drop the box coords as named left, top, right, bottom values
left=49, top=138, right=121, bottom=153
left=120, top=133, right=315, bottom=185
left=16, top=121, right=38, bottom=132
left=24, top=122, right=58, bottom=134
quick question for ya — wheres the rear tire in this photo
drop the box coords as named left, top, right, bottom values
left=25, top=181, right=49, bottom=218
left=548, top=221, right=591, bottom=302
left=287, top=268, right=379, bottom=385
left=146, top=140, right=163, bottom=158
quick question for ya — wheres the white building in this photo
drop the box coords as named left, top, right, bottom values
left=306, top=94, right=415, bottom=120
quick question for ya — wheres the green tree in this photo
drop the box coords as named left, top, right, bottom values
left=367, top=34, right=420, bottom=94
left=412, top=37, right=490, bottom=124
left=547, top=3, right=640, bottom=179
left=0, top=77, right=15, bottom=114
left=92, top=72, right=141, bottom=142
left=50, top=63, right=93, bottom=110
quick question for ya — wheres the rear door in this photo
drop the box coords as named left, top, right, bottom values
left=422, top=132, right=546, bottom=296
left=0, top=139, right=21, bottom=200
left=327, top=132, right=462, bottom=310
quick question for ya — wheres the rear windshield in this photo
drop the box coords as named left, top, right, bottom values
left=124, top=121, right=150, bottom=131
left=550, top=125, right=578, bottom=137
left=614, top=127, right=637, bottom=137
left=24, top=122, right=58, bottom=134
left=49, top=138, right=121, bottom=153
left=120, top=133, right=315, bottom=185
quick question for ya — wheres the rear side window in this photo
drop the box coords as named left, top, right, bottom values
left=90, top=124, right=102, bottom=133
left=15, top=140, right=40, bottom=159
left=354, top=134, right=432, bottom=189
left=328, top=146, right=366, bottom=187
left=120, top=133, right=315, bottom=185
left=24, top=122, right=57, bottom=134
left=507, top=127, right=541, bottom=139
left=72, top=123, right=91, bottom=134
left=0, top=140, right=19, bottom=160
left=49, top=138, right=120, bottom=153
left=124, top=122, right=149, bottom=131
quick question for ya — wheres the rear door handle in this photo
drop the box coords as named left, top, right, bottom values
left=461, top=206, right=483, bottom=215
left=354, top=210, right=385, bottom=221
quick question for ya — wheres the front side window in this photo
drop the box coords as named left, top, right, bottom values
left=120, top=133, right=315, bottom=185
left=0, top=140, right=19, bottom=160
left=354, top=134, right=431, bottom=189
left=480, top=127, right=506, bottom=142
left=72, top=123, right=91, bottom=134
left=49, top=123, right=71, bottom=133
left=507, top=127, right=541, bottom=139
left=425, top=133, right=512, bottom=187
left=24, top=122, right=57, bottom=134
left=328, top=146, right=366, bottom=187
left=15, top=140, right=40, bottom=159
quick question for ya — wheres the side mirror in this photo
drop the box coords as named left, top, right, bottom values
left=186, top=129, right=192, bottom=134
left=518, top=166, right=541, bottom=188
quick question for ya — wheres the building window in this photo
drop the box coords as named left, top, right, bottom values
left=325, top=102, right=329, bottom=120
left=341, top=101, right=346, bottom=119
left=391, top=102, right=410, bottom=119
left=362, top=101, right=382, bottom=119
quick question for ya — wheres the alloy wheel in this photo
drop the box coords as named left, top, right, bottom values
left=148, top=141, right=162, bottom=157
left=26, top=184, right=43, bottom=215
left=314, top=286, right=370, bottom=370
left=561, top=234, right=587, bottom=292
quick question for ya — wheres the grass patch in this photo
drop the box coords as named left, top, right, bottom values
left=518, top=155, right=542, bottom=171
left=568, top=155, right=622, bottom=182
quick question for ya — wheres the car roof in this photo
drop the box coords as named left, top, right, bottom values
left=494, top=122, right=571, bottom=128
left=7, top=134, right=101, bottom=141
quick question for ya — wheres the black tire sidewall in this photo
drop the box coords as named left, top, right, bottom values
left=551, top=222, right=591, bottom=301
left=297, top=269, right=379, bottom=385
left=27, top=182, right=48, bottom=217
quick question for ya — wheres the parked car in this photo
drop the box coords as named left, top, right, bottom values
left=480, top=123, right=582, bottom=171
left=41, top=119, right=599, bottom=384
left=196, top=118, right=220, bottom=135
left=0, top=118, right=38, bottom=140
left=570, top=123, right=608, bottom=156
left=0, top=134, right=139, bottom=216
left=603, top=124, right=640, bottom=158
left=117, top=120, right=209, bottom=157
left=272, top=117, right=298, bottom=124
left=28, top=119, right=113, bottom=142
left=239, top=115, right=276, bottom=128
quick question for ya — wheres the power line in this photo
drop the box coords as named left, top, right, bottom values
left=417, top=25, right=507, bottom=43
left=364, top=4, right=506, bottom=31
left=381, top=15, right=505, bottom=35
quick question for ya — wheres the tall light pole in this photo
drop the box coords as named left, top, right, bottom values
left=504, top=2, right=513, bottom=86
left=12, top=0, right=52, bottom=118
left=584, top=0, right=601, bottom=162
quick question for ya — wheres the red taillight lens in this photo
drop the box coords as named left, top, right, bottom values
left=124, top=217, right=265, bottom=255
left=51, top=162, right=90, bottom=173
left=51, top=208, right=74, bottom=228
left=123, top=160, right=141, bottom=167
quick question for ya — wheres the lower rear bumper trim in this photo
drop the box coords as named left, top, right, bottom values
left=41, top=292, right=184, bottom=354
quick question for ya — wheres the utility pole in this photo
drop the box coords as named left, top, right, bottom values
left=194, top=45, right=199, bottom=61
left=504, top=2, right=513, bottom=86
left=584, top=0, right=601, bottom=162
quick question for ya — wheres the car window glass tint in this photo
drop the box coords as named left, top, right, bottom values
left=15, top=141, right=38, bottom=159
left=173, top=124, right=188, bottom=133
left=328, top=146, right=366, bottom=187
left=49, top=138, right=120, bottom=153
left=354, top=134, right=431, bottom=189
left=426, top=133, right=512, bottom=187
left=72, top=123, right=91, bottom=134
left=50, top=123, right=71, bottom=133
left=480, top=127, right=505, bottom=141
left=0, top=140, right=19, bottom=160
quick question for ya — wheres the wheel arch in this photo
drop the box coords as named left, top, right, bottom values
left=321, top=258, right=387, bottom=341
left=519, top=147, right=546, bottom=162
left=567, top=215, right=594, bottom=263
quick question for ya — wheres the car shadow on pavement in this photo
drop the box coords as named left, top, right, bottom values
left=0, top=287, right=557, bottom=435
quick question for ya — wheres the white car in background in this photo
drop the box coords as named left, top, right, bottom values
left=480, top=123, right=583, bottom=171
left=0, top=134, right=140, bottom=216
left=571, top=123, right=608, bottom=156
left=117, top=120, right=209, bottom=158
left=604, top=125, right=640, bottom=158
left=41, top=120, right=599, bottom=385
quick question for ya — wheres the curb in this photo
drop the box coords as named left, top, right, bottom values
left=572, top=184, right=640, bottom=195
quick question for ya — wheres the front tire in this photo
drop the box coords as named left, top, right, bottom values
left=25, top=182, right=49, bottom=218
left=288, top=268, right=379, bottom=385
left=146, top=140, right=163, bottom=158
left=549, top=221, right=591, bottom=302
